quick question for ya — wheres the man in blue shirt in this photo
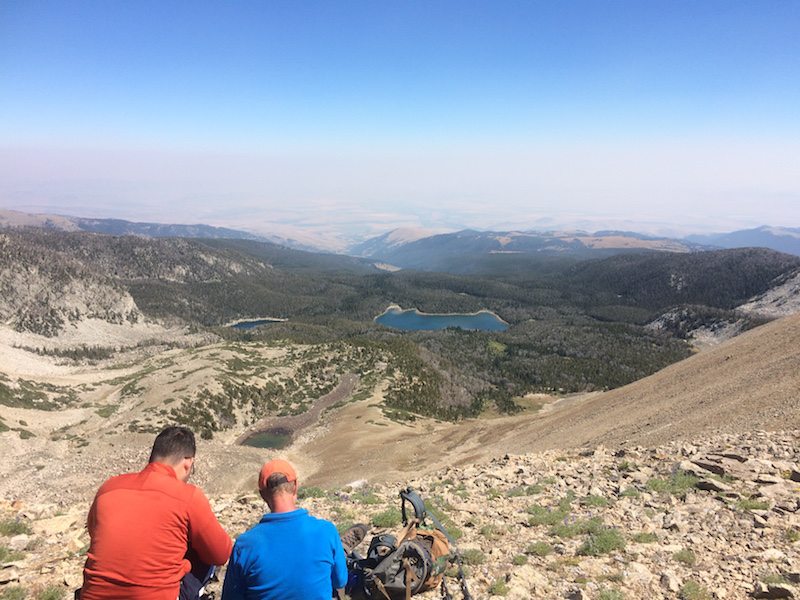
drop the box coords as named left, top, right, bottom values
left=221, top=459, right=347, bottom=600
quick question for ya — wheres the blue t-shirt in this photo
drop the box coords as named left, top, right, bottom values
left=221, top=508, right=347, bottom=600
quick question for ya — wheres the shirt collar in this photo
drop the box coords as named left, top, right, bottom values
left=260, top=508, right=307, bottom=523
left=144, top=461, right=178, bottom=479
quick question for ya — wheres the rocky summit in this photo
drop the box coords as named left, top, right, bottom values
left=1, top=430, right=798, bottom=600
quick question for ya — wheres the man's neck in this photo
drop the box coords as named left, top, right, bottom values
left=269, top=494, right=297, bottom=514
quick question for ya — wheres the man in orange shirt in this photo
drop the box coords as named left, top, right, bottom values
left=81, top=426, right=232, bottom=600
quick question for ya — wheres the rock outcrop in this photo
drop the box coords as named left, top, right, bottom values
left=2, top=430, right=797, bottom=599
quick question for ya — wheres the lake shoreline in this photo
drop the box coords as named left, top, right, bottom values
left=374, top=303, right=509, bottom=324
left=225, top=316, right=288, bottom=328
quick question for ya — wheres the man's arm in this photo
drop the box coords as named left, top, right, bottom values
left=187, top=488, right=233, bottom=566
left=220, top=542, right=245, bottom=600
left=329, top=522, right=348, bottom=591
left=86, top=495, right=98, bottom=537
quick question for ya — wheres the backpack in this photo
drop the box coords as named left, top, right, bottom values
left=363, top=525, right=450, bottom=599
left=350, top=489, right=451, bottom=600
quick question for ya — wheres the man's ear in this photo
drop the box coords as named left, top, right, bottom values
left=180, top=456, right=193, bottom=481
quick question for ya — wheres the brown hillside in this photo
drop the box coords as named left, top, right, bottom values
left=500, top=311, right=800, bottom=452
left=301, top=313, right=800, bottom=486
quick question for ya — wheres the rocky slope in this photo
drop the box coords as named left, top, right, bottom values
left=1, top=430, right=798, bottom=599
left=740, top=269, right=800, bottom=319
left=0, top=233, right=142, bottom=337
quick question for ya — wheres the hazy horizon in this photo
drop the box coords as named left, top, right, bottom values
left=2, top=1, right=799, bottom=246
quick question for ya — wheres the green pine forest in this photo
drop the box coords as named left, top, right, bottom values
left=2, top=229, right=797, bottom=420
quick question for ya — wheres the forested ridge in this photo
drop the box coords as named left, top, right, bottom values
left=2, top=228, right=797, bottom=420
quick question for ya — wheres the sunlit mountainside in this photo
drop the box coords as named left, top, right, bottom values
left=1, top=224, right=799, bottom=599
left=349, top=229, right=711, bottom=273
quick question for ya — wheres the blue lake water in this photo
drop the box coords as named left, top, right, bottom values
left=230, top=318, right=283, bottom=330
left=241, top=427, right=293, bottom=449
left=375, top=306, right=508, bottom=332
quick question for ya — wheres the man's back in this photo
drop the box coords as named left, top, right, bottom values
left=82, top=462, right=231, bottom=600
left=221, top=508, right=347, bottom=600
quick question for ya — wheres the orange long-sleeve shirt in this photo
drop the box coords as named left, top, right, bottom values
left=81, top=462, right=232, bottom=600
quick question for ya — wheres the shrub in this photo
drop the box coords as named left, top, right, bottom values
left=488, top=578, right=509, bottom=596
left=632, top=532, right=658, bottom=544
left=371, top=508, right=402, bottom=528
left=427, top=500, right=463, bottom=540
left=332, top=506, right=356, bottom=535
left=527, top=494, right=574, bottom=527
left=598, top=589, right=625, bottom=600
left=37, top=587, right=64, bottom=600
left=297, top=486, right=326, bottom=499
left=786, top=528, right=800, bottom=543
left=527, top=504, right=567, bottom=527
left=507, top=484, right=543, bottom=497
left=525, top=541, right=552, bottom=556
left=335, top=520, right=355, bottom=535
left=551, top=517, right=604, bottom=539
left=511, top=554, right=527, bottom=566
left=353, top=490, right=381, bottom=505
left=673, top=548, right=696, bottom=566
left=0, top=518, right=32, bottom=536
left=737, top=498, right=770, bottom=511
left=619, top=487, right=640, bottom=498
left=577, top=527, right=626, bottom=556
left=479, top=524, right=502, bottom=540
left=95, top=405, right=117, bottom=418
left=0, top=545, right=25, bottom=563
left=0, top=586, right=26, bottom=600
left=581, top=494, right=610, bottom=507
left=460, top=549, right=485, bottom=565
left=679, top=581, right=710, bottom=600
left=646, top=471, right=698, bottom=496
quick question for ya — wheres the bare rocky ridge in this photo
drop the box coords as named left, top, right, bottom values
left=740, top=269, right=800, bottom=319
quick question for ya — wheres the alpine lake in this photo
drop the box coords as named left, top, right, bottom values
left=374, top=305, right=508, bottom=332
left=240, top=427, right=293, bottom=449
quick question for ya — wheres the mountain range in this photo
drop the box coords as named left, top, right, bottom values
left=687, top=225, right=800, bottom=257
left=3, top=208, right=800, bottom=260
left=0, top=208, right=319, bottom=250
left=350, top=229, right=712, bottom=273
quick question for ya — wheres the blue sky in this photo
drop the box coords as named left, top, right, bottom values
left=1, top=1, right=799, bottom=245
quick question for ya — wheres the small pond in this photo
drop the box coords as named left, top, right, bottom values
left=375, top=305, right=508, bottom=332
left=241, top=427, right=293, bottom=449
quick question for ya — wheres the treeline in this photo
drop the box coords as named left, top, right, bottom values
left=16, top=344, right=115, bottom=361
left=563, top=248, right=800, bottom=311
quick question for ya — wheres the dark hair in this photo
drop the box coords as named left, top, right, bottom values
left=148, top=426, right=196, bottom=463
